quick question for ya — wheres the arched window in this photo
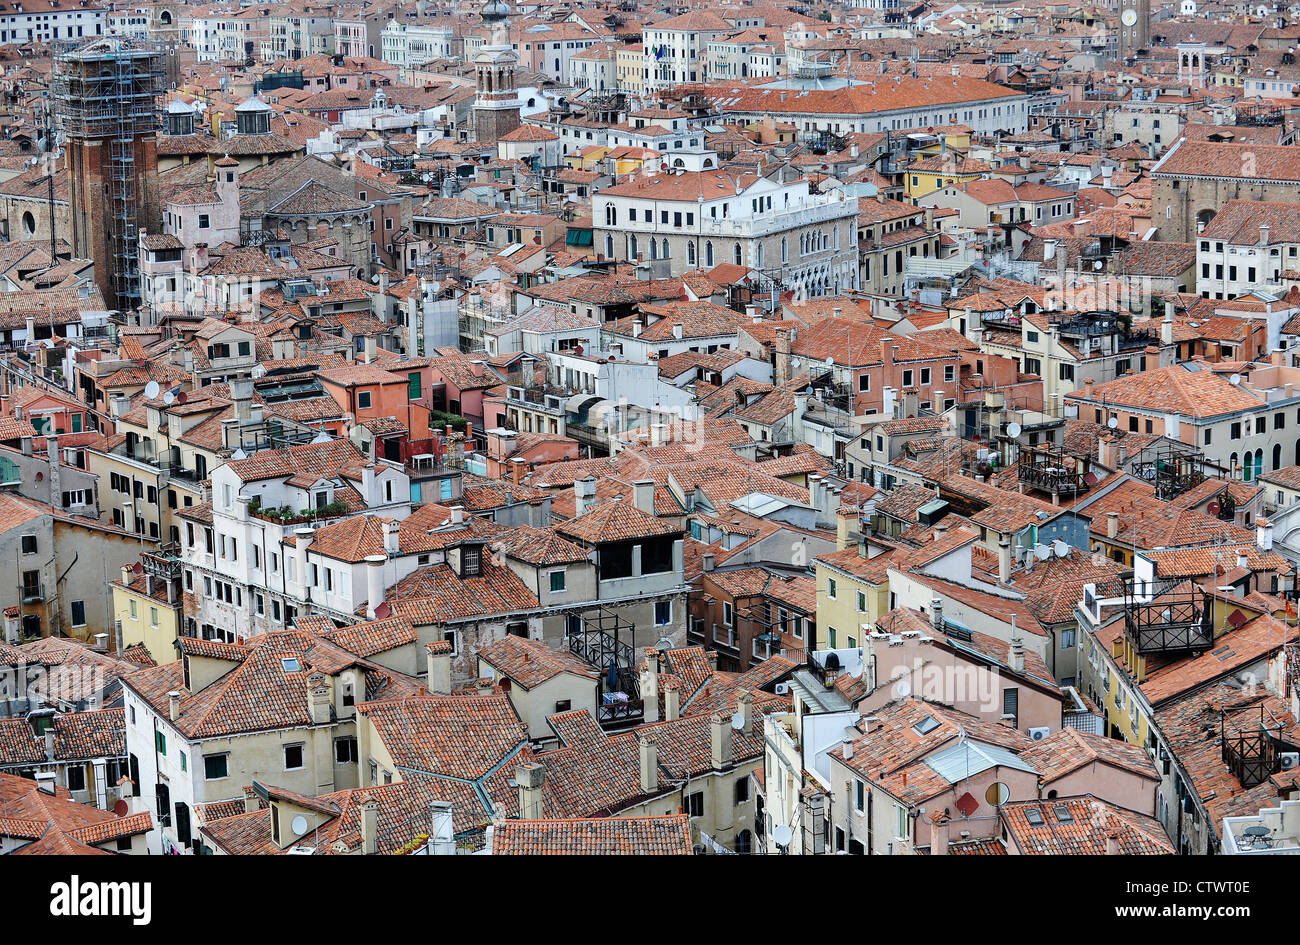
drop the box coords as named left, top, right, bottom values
left=705, top=241, right=714, bottom=267
left=661, top=239, right=669, bottom=259
left=605, top=203, right=616, bottom=226
left=21, top=211, right=35, bottom=238
left=605, top=234, right=614, bottom=259
left=687, top=241, right=696, bottom=265
left=629, top=234, right=638, bottom=259
left=735, top=829, right=752, bottom=854
left=756, top=243, right=764, bottom=268
left=1274, top=443, right=1283, bottom=471
left=733, top=243, right=742, bottom=266
left=1230, top=452, right=1239, bottom=478
left=649, top=239, right=657, bottom=260
left=781, top=236, right=788, bottom=263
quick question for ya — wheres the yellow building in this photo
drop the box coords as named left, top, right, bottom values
left=566, top=144, right=611, bottom=172
left=615, top=45, right=644, bottom=94
left=111, top=551, right=184, bottom=666
left=904, top=154, right=990, bottom=205
left=814, top=544, right=892, bottom=651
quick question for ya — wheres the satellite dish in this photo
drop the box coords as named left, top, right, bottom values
left=1053, top=539, right=1068, bottom=558
left=163, top=391, right=175, bottom=405
left=731, top=712, right=746, bottom=730
left=144, top=380, right=161, bottom=399
left=1230, top=374, right=1242, bottom=386
left=893, top=677, right=912, bottom=698
left=176, top=391, right=188, bottom=404
left=112, top=799, right=129, bottom=817
left=1107, top=416, right=1119, bottom=429
left=1005, top=421, right=1022, bottom=438
left=291, top=815, right=309, bottom=835
left=773, top=824, right=794, bottom=848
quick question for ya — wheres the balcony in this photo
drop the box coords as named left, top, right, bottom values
left=1017, top=446, right=1091, bottom=497
left=1123, top=583, right=1213, bottom=656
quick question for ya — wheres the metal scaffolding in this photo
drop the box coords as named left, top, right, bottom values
left=53, top=40, right=164, bottom=313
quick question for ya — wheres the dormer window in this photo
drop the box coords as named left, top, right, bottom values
left=461, top=545, right=482, bottom=577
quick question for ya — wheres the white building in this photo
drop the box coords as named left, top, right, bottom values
left=0, top=0, right=104, bottom=45
left=592, top=170, right=860, bottom=296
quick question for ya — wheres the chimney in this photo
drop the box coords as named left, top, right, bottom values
left=450, top=505, right=464, bottom=525
left=427, top=641, right=452, bottom=695
left=168, top=690, right=181, bottom=721
left=1105, top=824, right=1122, bottom=856
left=640, top=650, right=660, bottom=724
left=1161, top=315, right=1174, bottom=346
left=929, top=809, right=949, bottom=856
left=243, top=786, right=259, bottom=814
left=1237, top=548, right=1250, bottom=570
left=362, top=335, right=377, bottom=364
left=383, top=520, right=400, bottom=554
left=1009, top=635, right=1025, bottom=673
left=230, top=377, right=254, bottom=424
left=664, top=683, right=680, bottom=720
left=930, top=598, right=943, bottom=630
left=997, top=538, right=1012, bottom=584
left=365, top=554, right=387, bottom=619
left=1107, top=511, right=1119, bottom=539
left=1258, top=519, right=1274, bottom=552
left=515, top=762, right=545, bottom=819
left=360, top=796, right=378, bottom=854
left=650, top=423, right=666, bottom=448
left=632, top=479, right=655, bottom=515
left=737, top=689, right=752, bottom=735
left=639, top=736, right=659, bottom=794
left=773, top=327, right=792, bottom=386
left=573, top=476, right=596, bottom=517
left=702, top=552, right=715, bottom=572
left=711, top=712, right=732, bottom=769
left=308, top=674, right=331, bottom=724
left=44, top=730, right=55, bottom=762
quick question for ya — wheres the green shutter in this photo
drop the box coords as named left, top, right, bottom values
left=408, top=372, right=421, bottom=400
left=156, top=730, right=167, bottom=755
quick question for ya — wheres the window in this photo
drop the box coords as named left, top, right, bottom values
left=204, top=754, right=228, bottom=780
left=335, top=737, right=358, bottom=764
left=198, top=213, right=210, bottom=229
left=283, top=744, right=305, bottom=770
left=70, top=600, right=86, bottom=627
left=827, top=578, right=837, bottom=599
left=357, top=391, right=372, bottom=410
left=723, top=601, right=734, bottom=626
left=654, top=600, right=672, bottom=626
left=67, top=765, right=86, bottom=792
left=686, top=791, right=704, bottom=817
left=856, top=591, right=866, bottom=613
left=549, top=570, right=566, bottom=593
left=155, top=730, right=167, bottom=755
left=855, top=779, right=865, bottom=812
left=20, top=534, right=36, bottom=554
left=554, top=700, right=571, bottom=713
left=735, top=778, right=750, bottom=804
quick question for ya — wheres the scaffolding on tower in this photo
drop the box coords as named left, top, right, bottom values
left=53, top=40, right=164, bottom=313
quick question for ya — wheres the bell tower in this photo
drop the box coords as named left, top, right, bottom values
left=472, top=1, right=521, bottom=146
left=1119, top=0, right=1151, bottom=60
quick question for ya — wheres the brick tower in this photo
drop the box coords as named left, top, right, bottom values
left=472, top=1, right=522, bottom=146
left=54, top=40, right=164, bottom=313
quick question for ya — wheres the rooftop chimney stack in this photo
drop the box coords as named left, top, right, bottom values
left=639, top=736, right=659, bottom=794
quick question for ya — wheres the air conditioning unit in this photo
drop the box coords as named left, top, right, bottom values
left=1280, top=752, right=1300, bottom=771
left=774, top=682, right=791, bottom=696
left=1028, top=726, right=1051, bottom=741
